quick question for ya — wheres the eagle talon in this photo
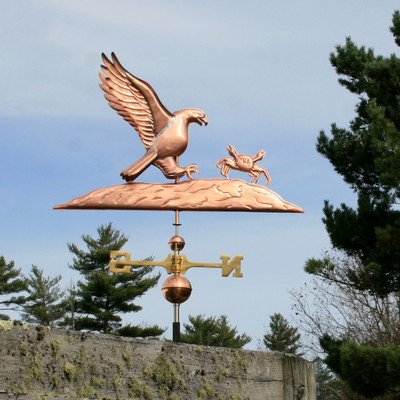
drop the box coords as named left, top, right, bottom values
left=185, top=164, right=199, bottom=180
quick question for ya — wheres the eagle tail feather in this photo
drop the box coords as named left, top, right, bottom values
left=120, top=150, right=158, bottom=182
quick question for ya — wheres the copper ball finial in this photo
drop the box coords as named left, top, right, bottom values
left=162, top=275, right=192, bottom=304
left=169, top=235, right=185, bottom=251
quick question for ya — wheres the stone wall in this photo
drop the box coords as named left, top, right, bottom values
left=0, top=322, right=316, bottom=399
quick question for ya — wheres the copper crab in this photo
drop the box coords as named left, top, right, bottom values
left=216, top=145, right=271, bottom=185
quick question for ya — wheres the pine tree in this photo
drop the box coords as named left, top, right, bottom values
left=67, top=223, right=162, bottom=336
left=320, top=336, right=400, bottom=399
left=305, top=11, right=400, bottom=397
left=62, top=281, right=77, bottom=330
left=180, top=314, right=251, bottom=348
left=117, top=323, right=165, bottom=338
left=311, top=11, right=400, bottom=296
left=0, top=256, right=26, bottom=320
left=263, top=313, right=302, bottom=355
left=313, top=358, right=365, bottom=400
left=21, top=266, right=67, bottom=326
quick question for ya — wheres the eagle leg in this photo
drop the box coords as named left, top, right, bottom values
left=153, top=158, right=199, bottom=180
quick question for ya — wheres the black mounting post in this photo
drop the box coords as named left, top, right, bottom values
left=173, top=303, right=180, bottom=342
left=173, top=321, right=180, bottom=342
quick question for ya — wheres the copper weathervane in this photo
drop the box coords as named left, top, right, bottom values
left=54, top=53, right=303, bottom=341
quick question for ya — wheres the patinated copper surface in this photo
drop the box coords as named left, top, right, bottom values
left=217, top=145, right=271, bottom=185
left=100, top=53, right=207, bottom=182
left=54, top=179, right=303, bottom=213
left=162, top=275, right=192, bottom=304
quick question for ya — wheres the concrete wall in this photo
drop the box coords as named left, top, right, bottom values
left=0, top=322, right=315, bottom=399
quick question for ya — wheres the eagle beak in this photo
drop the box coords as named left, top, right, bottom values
left=197, top=116, right=208, bottom=126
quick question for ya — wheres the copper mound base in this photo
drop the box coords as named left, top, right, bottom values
left=54, top=179, right=304, bottom=213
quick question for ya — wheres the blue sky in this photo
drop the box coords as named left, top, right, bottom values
left=1, top=0, right=399, bottom=348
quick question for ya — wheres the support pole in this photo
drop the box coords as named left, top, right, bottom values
left=172, top=199, right=182, bottom=343
left=173, top=210, right=181, bottom=237
left=173, top=303, right=180, bottom=342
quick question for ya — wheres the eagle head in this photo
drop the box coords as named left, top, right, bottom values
left=177, top=108, right=208, bottom=126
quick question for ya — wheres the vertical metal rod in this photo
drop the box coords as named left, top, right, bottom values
left=174, top=302, right=180, bottom=323
left=173, top=155, right=181, bottom=241
left=174, top=210, right=180, bottom=237
left=172, top=173, right=181, bottom=342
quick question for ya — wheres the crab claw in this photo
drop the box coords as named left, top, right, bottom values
left=254, top=150, right=266, bottom=162
left=226, top=145, right=238, bottom=158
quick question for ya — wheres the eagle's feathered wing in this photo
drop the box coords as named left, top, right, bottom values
left=99, top=52, right=174, bottom=149
left=99, top=53, right=205, bottom=183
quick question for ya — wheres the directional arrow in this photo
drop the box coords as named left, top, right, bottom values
left=109, top=251, right=243, bottom=277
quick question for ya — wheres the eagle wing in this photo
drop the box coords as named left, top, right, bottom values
left=99, top=52, right=174, bottom=149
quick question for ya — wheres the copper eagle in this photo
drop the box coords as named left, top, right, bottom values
left=99, top=53, right=208, bottom=182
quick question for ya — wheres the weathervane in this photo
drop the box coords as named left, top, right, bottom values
left=54, top=53, right=303, bottom=341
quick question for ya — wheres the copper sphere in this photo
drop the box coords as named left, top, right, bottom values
left=162, top=275, right=192, bottom=304
left=168, top=235, right=185, bottom=251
